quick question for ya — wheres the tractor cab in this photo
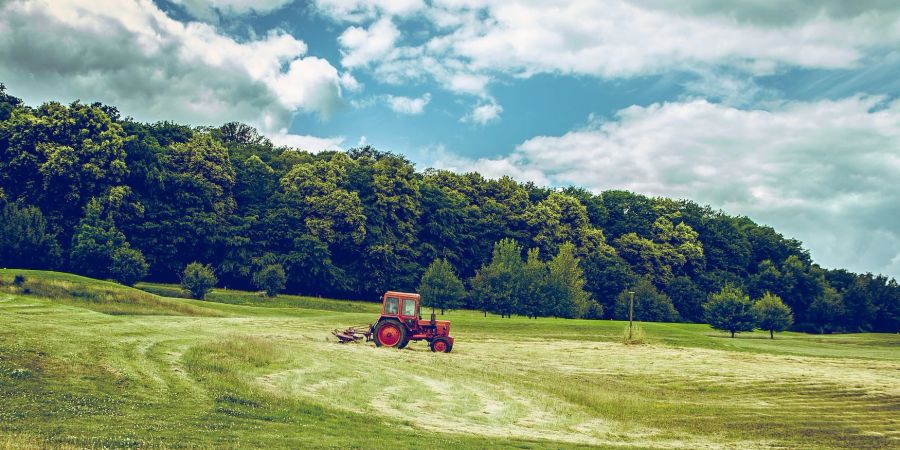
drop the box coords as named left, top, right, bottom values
left=372, top=291, right=454, bottom=352
left=381, top=291, right=420, bottom=324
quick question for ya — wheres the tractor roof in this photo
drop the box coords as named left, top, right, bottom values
left=384, top=291, right=420, bottom=299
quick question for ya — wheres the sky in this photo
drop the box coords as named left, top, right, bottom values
left=1, top=0, right=899, bottom=279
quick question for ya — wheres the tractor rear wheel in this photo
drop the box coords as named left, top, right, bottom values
left=430, top=338, right=452, bottom=353
left=374, top=320, right=407, bottom=348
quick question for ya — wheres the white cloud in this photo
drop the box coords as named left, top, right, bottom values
left=338, top=17, right=401, bottom=68
left=432, top=96, right=900, bottom=278
left=385, top=93, right=431, bottom=114
left=0, top=0, right=344, bottom=132
left=326, top=0, right=900, bottom=101
left=269, top=132, right=346, bottom=152
left=339, top=72, right=363, bottom=92
left=461, top=101, right=503, bottom=125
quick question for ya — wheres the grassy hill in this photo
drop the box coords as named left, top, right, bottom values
left=1, top=270, right=898, bottom=449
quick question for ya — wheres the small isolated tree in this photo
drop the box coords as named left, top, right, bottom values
left=753, top=292, right=793, bottom=339
left=704, top=285, right=756, bottom=338
left=181, top=262, right=217, bottom=300
left=109, top=247, right=148, bottom=286
left=419, top=258, right=465, bottom=314
left=253, top=264, right=286, bottom=297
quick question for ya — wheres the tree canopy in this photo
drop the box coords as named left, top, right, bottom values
left=0, top=86, right=897, bottom=331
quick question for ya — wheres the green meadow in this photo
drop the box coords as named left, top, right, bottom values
left=1, top=270, right=898, bottom=449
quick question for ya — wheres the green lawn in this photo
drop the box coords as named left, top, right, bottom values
left=1, top=270, right=898, bottom=449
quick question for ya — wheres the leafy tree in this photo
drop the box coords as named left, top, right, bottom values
left=748, top=259, right=783, bottom=299
left=520, top=248, right=551, bottom=319
left=752, top=292, right=793, bottom=339
left=0, top=202, right=62, bottom=269
left=841, top=275, right=879, bottom=332
left=614, top=277, right=679, bottom=322
left=704, top=285, right=757, bottom=338
left=547, top=242, right=591, bottom=319
left=110, top=247, right=149, bottom=286
left=69, top=199, right=128, bottom=279
left=253, top=264, right=286, bottom=297
left=181, top=262, right=217, bottom=300
left=806, top=286, right=845, bottom=333
left=665, top=276, right=705, bottom=322
left=525, top=191, right=590, bottom=256
left=580, top=249, right=635, bottom=318
left=470, top=239, right=524, bottom=318
left=418, top=258, right=466, bottom=314
left=0, top=83, right=23, bottom=121
left=779, top=255, right=826, bottom=323
left=0, top=100, right=127, bottom=244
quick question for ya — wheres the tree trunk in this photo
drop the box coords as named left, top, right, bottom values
left=731, top=330, right=735, bottom=338
left=441, top=308, right=445, bottom=315
left=770, top=329, right=774, bottom=339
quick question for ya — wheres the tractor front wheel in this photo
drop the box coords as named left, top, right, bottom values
left=374, top=320, right=407, bottom=348
left=430, top=338, right=452, bottom=353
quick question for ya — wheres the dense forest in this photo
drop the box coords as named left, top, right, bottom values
left=1, top=84, right=897, bottom=333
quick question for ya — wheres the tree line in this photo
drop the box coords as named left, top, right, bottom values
left=0, top=84, right=897, bottom=333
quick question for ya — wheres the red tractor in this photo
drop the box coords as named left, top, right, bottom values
left=370, top=291, right=454, bottom=352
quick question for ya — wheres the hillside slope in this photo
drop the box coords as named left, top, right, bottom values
left=1, top=271, right=898, bottom=449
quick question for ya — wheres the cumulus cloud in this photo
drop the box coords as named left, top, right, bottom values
left=461, top=100, right=503, bottom=125
left=385, top=93, right=431, bottom=114
left=432, top=97, right=900, bottom=278
left=338, top=17, right=401, bottom=68
left=0, top=0, right=345, bottom=134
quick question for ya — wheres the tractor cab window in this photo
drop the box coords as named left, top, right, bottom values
left=401, top=298, right=417, bottom=317
left=384, top=297, right=399, bottom=315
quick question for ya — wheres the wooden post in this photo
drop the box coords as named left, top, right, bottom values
left=628, top=291, right=635, bottom=341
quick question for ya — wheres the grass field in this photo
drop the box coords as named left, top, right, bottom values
left=1, top=270, right=898, bottom=449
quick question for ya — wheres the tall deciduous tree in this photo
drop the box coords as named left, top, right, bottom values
left=520, top=248, right=551, bottom=319
left=418, top=258, right=466, bottom=314
left=547, top=242, right=591, bottom=319
left=70, top=198, right=139, bottom=281
left=470, top=239, right=524, bottom=318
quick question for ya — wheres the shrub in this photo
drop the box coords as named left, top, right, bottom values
left=253, top=264, right=286, bottom=297
left=181, top=263, right=217, bottom=300
left=109, top=247, right=149, bottom=286
left=13, top=274, right=26, bottom=287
